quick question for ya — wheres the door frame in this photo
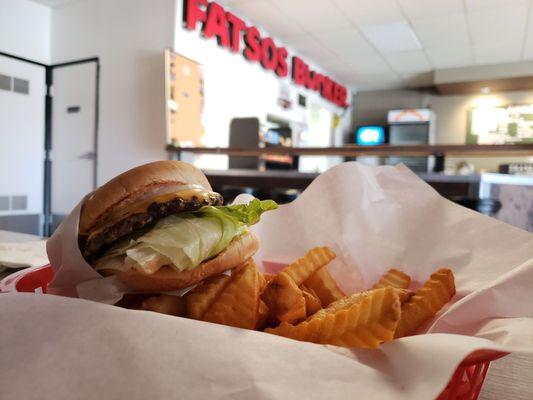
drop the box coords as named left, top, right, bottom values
left=0, top=51, right=100, bottom=236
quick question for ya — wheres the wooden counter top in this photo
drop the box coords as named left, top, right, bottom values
left=170, top=143, right=533, bottom=157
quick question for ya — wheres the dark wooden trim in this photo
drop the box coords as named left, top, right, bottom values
left=204, top=169, right=318, bottom=190
left=203, top=169, right=484, bottom=195
left=168, top=144, right=533, bottom=157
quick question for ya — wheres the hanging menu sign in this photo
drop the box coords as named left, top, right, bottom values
left=183, top=0, right=349, bottom=108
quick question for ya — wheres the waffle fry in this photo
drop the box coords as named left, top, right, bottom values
left=278, top=294, right=307, bottom=324
left=372, top=268, right=411, bottom=290
left=282, top=247, right=336, bottom=286
left=202, top=260, right=261, bottom=329
left=301, top=285, right=322, bottom=317
left=266, top=287, right=402, bottom=348
left=258, top=271, right=267, bottom=291
left=309, top=288, right=412, bottom=322
left=395, top=268, right=456, bottom=338
left=256, top=300, right=269, bottom=330
left=141, top=294, right=186, bottom=316
left=145, top=242, right=456, bottom=350
left=262, top=273, right=276, bottom=286
left=186, top=274, right=232, bottom=320
left=262, top=272, right=305, bottom=323
left=304, top=266, right=345, bottom=306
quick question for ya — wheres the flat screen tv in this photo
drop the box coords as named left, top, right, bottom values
left=355, top=125, right=385, bottom=146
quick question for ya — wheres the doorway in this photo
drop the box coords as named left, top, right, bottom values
left=50, top=59, right=99, bottom=233
left=0, top=51, right=99, bottom=236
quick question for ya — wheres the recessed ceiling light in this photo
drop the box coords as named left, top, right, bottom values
left=480, top=87, right=490, bottom=94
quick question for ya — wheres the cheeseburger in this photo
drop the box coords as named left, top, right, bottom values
left=78, top=160, right=276, bottom=292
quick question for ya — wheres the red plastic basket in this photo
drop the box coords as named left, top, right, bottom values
left=0, top=265, right=507, bottom=399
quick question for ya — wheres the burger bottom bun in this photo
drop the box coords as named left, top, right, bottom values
left=113, top=231, right=259, bottom=292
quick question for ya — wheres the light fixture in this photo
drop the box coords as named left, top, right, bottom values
left=480, top=86, right=490, bottom=94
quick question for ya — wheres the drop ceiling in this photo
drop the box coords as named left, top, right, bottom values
left=220, top=0, right=533, bottom=90
left=29, top=0, right=78, bottom=7
left=30, top=0, right=533, bottom=91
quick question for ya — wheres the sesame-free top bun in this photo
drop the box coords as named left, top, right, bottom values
left=113, top=230, right=259, bottom=292
left=79, top=160, right=216, bottom=234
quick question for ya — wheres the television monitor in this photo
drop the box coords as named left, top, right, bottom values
left=356, top=125, right=385, bottom=146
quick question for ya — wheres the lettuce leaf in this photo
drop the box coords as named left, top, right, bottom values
left=94, top=199, right=278, bottom=274
left=199, top=199, right=278, bottom=226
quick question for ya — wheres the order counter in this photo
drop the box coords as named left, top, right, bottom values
left=203, top=169, right=533, bottom=231
left=204, top=169, right=483, bottom=197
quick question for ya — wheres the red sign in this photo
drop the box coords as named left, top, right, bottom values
left=183, top=0, right=349, bottom=108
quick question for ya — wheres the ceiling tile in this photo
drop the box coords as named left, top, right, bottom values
left=271, top=0, right=352, bottom=32
left=284, top=34, right=339, bottom=68
left=465, top=0, right=529, bottom=12
left=384, top=50, right=432, bottom=73
left=325, top=62, right=360, bottom=82
left=360, top=21, right=422, bottom=53
left=425, top=45, right=474, bottom=68
left=29, top=0, right=78, bottom=7
left=467, top=5, right=528, bottom=45
left=227, top=0, right=305, bottom=39
left=397, top=0, right=463, bottom=19
left=332, top=0, right=404, bottom=26
left=316, top=28, right=376, bottom=59
left=410, top=13, right=470, bottom=48
left=473, top=41, right=523, bottom=65
left=344, top=53, right=395, bottom=74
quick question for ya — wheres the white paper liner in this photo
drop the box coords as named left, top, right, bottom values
left=34, top=161, right=533, bottom=399
left=1, top=292, right=532, bottom=400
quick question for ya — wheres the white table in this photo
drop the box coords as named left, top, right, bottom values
left=0, top=229, right=531, bottom=398
left=0, top=229, right=42, bottom=243
left=0, top=229, right=44, bottom=278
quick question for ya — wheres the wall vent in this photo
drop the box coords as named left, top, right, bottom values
left=13, top=78, right=29, bottom=95
left=0, top=74, right=11, bottom=91
left=11, top=195, right=28, bottom=211
left=0, top=196, right=9, bottom=211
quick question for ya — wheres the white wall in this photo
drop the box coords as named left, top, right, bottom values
left=0, top=0, right=49, bottom=226
left=0, top=0, right=50, bottom=63
left=51, top=0, right=175, bottom=184
left=430, top=91, right=533, bottom=172
left=353, top=89, right=428, bottom=126
left=174, top=0, right=351, bottom=171
left=0, top=56, right=45, bottom=216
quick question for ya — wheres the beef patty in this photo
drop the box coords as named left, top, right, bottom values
left=80, top=193, right=223, bottom=261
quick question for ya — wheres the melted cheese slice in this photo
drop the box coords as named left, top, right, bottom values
left=83, top=185, right=218, bottom=240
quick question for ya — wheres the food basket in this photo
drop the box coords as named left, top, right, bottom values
left=0, top=266, right=507, bottom=400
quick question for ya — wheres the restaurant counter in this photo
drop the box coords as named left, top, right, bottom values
left=203, top=169, right=483, bottom=197
left=204, top=169, right=533, bottom=231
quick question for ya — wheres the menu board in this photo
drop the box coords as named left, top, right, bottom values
left=165, top=49, right=205, bottom=146
left=467, top=104, right=533, bottom=144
